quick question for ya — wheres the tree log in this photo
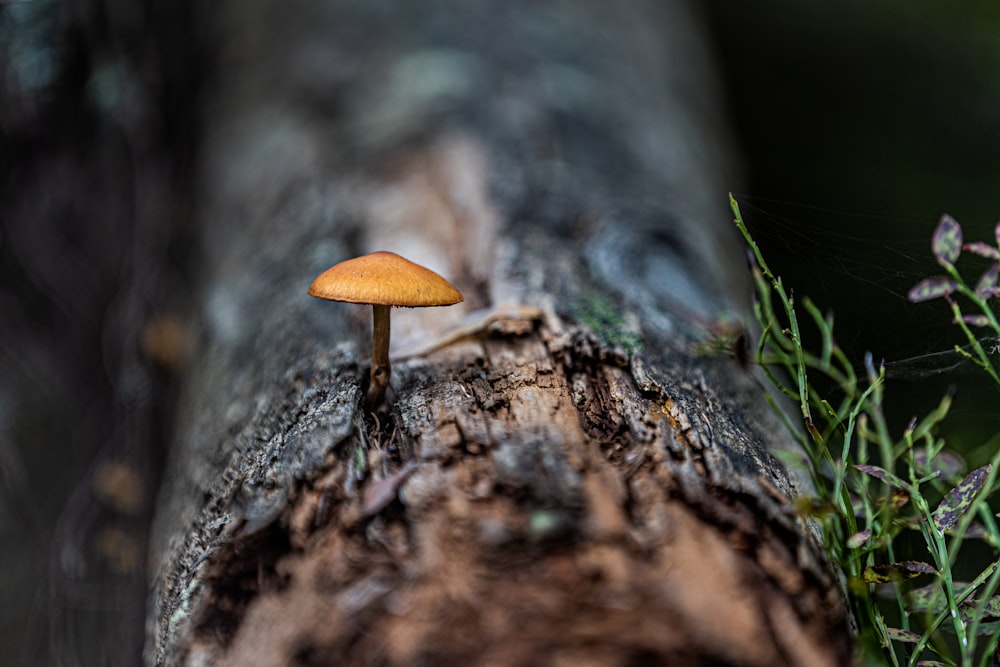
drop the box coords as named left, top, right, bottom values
left=146, top=1, right=852, bottom=664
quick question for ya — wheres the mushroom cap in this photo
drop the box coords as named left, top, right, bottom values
left=308, top=251, right=464, bottom=307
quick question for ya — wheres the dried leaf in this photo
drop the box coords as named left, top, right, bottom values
left=863, top=561, right=936, bottom=583
left=907, top=276, right=957, bottom=303
left=964, top=241, right=1000, bottom=260
left=804, top=417, right=821, bottom=442
left=933, top=215, right=963, bottom=265
left=361, top=460, right=418, bottom=518
left=932, top=464, right=992, bottom=533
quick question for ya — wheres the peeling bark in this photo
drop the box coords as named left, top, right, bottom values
left=146, top=1, right=852, bottom=665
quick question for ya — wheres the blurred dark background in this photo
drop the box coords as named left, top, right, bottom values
left=1, top=1, right=203, bottom=664
left=1, top=1, right=998, bottom=664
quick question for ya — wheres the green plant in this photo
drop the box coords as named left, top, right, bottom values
left=731, top=194, right=1000, bottom=666
left=906, top=215, right=1000, bottom=389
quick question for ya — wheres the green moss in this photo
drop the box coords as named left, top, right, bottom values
left=570, top=294, right=642, bottom=355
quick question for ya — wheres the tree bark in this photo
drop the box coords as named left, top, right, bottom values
left=146, top=1, right=852, bottom=665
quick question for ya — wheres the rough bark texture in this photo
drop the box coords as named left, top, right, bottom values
left=147, top=1, right=852, bottom=665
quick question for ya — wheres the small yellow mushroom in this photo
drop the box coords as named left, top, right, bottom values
left=308, top=251, right=463, bottom=409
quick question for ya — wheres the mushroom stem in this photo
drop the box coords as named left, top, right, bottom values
left=366, top=304, right=391, bottom=409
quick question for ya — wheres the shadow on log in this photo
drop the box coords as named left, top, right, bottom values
left=146, top=1, right=852, bottom=665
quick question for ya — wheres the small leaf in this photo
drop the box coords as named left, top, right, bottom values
left=907, top=583, right=947, bottom=613
left=975, top=263, right=1000, bottom=296
left=863, top=353, right=880, bottom=383
left=907, top=582, right=1000, bottom=628
left=976, top=595, right=1000, bottom=621
left=913, top=448, right=966, bottom=479
left=886, top=627, right=921, bottom=644
left=933, top=215, right=963, bottom=265
left=932, top=464, right=992, bottom=532
left=860, top=567, right=892, bottom=584
left=962, top=523, right=989, bottom=539
left=995, top=219, right=1000, bottom=247
left=863, top=561, right=936, bottom=583
left=964, top=241, right=1000, bottom=260
left=888, top=487, right=911, bottom=509
left=908, top=276, right=958, bottom=303
left=847, top=529, right=871, bottom=549
left=961, top=314, right=991, bottom=328
left=907, top=581, right=973, bottom=614
left=898, top=560, right=936, bottom=575
left=855, top=464, right=912, bottom=492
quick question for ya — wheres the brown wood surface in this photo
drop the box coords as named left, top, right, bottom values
left=146, top=1, right=852, bottom=664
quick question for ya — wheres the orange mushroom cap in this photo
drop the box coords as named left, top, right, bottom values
left=308, top=251, right=464, bottom=307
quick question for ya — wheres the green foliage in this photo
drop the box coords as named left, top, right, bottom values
left=731, top=195, right=1000, bottom=666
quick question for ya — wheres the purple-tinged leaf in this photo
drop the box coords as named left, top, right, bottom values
left=960, top=523, right=989, bottom=539
left=932, top=464, right=992, bottom=533
left=913, top=448, right=966, bottom=479
left=907, top=582, right=948, bottom=613
left=863, top=353, right=880, bottom=382
left=855, top=464, right=912, bottom=492
left=886, top=627, right=921, bottom=644
left=847, top=529, right=871, bottom=549
left=964, top=241, right=1000, bottom=260
left=975, top=263, right=1000, bottom=297
left=907, top=276, right=957, bottom=303
left=908, top=582, right=1000, bottom=627
left=863, top=561, right=936, bottom=583
left=996, top=219, right=1000, bottom=247
left=975, top=595, right=1000, bottom=621
left=961, top=314, right=991, bottom=328
left=933, top=215, right=963, bottom=265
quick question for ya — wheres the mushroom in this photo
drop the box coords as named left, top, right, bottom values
left=308, top=251, right=464, bottom=409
